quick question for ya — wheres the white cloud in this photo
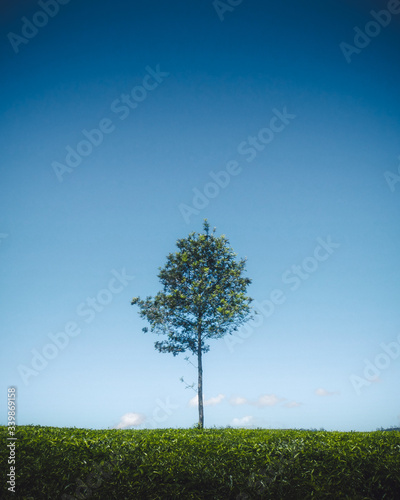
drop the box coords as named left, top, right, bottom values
left=230, top=396, right=248, bottom=405
left=188, top=394, right=225, bottom=407
left=229, top=394, right=285, bottom=407
left=255, top=394, right=282, bottom=407
left=315, top=388, right=339, bottom=397
left=231, top=416, right=254, bottom=427
left=284, top=401, right=302, bottom=408
left=115, top=412, right=146, bottom=429
left=205, top=394, right=225, bottom=406
left=188, top=395, right=198, bottom=407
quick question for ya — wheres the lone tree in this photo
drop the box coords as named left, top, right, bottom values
left=131, top=220, right=253, bottom=428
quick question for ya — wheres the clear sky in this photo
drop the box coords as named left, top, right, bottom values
left=1, top=0, right=399, bottom=432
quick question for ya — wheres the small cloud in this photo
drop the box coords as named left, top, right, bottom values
left=188, top=395, right=198, bottom=407
left=188, top=394, right=225, bottom=407
left=205, top=394, right=225, bottom=406
left=231, top=416, right=254, bottom=427
left=255, top=394, right=282, bottom=407
left=230, top=396, right=248, bottom=406
left=284, top=401, right=302, bottom=408
left=315, top=388, right=339, bottom=397
left=115, top=412, right=146, bottom=429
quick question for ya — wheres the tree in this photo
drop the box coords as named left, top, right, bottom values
left=131, top=220, right=253, bottom=428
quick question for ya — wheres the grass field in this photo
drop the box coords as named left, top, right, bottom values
left=1, top=425, right=399, bottom=499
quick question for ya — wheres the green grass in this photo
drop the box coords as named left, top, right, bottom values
left=1, top=425, right=399, bottom=499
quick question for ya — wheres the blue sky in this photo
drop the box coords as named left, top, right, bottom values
left=1, top=0, right=399, bottom=432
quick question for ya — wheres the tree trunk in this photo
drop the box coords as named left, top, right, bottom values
left=197, top=324, right=204, bottom=429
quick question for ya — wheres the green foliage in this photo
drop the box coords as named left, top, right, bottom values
left=1, top=425, right=399, bottom=499
left=131, top=220, right=253, bottom=356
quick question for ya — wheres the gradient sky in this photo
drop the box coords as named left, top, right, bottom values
left=1, top=0, right=399, bottom=432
